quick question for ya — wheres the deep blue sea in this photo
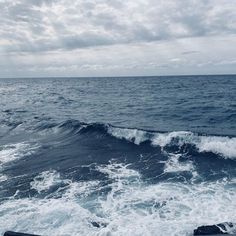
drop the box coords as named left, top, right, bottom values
left=0, top=75, right=236, bottom=236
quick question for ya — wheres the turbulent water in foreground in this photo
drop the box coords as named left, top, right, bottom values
left=0, top=75, right=236, bottom=236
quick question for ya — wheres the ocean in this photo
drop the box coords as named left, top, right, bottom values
left=0, top=75, right=235, bottom=235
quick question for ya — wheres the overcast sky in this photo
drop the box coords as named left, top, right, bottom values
left=0, top=0, right=236, bottom=77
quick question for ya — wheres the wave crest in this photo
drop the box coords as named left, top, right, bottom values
left=108, top=126, right=236, bottom=159
left=34, top=120, right=236, bottom=159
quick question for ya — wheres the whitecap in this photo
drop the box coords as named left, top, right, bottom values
left=198, top=136, right=236, bottom=159
left=107, top=126, right=236, bottom=159
left=0, top=142, right=39, bottom=166
left=107, top=127, right=148, bottom=145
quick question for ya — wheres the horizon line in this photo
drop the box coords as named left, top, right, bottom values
left=0, top=73, right=236, bottom=79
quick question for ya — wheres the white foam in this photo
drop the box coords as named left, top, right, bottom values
left=0, top=142, right=38, bottom=165
left=1, top=163, right=235, bottom=236
left=96, top=163, right=236, bottom=236
left=107, top=127, right=148, bottom=145
left=30, top=170, right=62, bottom=193
left=97, top=162, right=140, bottom=180
left=0, top=142, right=39, bottom=182
left=163, top=153, right=195, bottom=174
left=153, top=132, right=236, bottom=159
left=108, top=126, right=236, bottom=159
left=30, top=169, right=100, bottom=198
left=198, top=136, right=236, bottom=159
left=0, top=197, right=99, bottom=236
left=152, top=131, right=194, bottom=147
left=64, top=180, right=100, bottom=199
left=0, top=174, right=7, bottom=182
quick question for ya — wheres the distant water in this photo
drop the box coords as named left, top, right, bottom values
left=0, top=75, right=236, bottom=235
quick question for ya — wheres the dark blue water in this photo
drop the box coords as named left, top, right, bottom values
left=0, top=75, right=236, bottom=235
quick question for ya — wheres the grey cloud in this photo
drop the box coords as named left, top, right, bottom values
left=0, top=0, right=236, bottom=54
left=61, top=33, right=116, bottom=49
left=181, top=51, right=200, bottom=55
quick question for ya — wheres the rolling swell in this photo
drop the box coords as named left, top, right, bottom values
left=0, top=119, right=230, bottom=187
left=35, top=119, right=236, bottom=160
left=1, top=119, right=235, bottom=184
left=31, top=119, right=236, bottom=184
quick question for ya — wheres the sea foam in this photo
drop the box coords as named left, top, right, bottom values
left=1, top=163, right=235, bottom=236
left=108, top=126, right=236, bottom=159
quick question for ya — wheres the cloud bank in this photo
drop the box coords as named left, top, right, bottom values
left=0, top=0, right=236, bottom=77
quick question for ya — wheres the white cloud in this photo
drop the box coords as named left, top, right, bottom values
left=0, top=0, right=236, bottom=77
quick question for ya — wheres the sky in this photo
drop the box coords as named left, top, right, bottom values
left=0, top=0, right=236, bottom=78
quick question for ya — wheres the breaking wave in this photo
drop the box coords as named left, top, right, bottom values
left=36, top=120, right=236, bottom=160
left=108, top=126, right=236, bottom=159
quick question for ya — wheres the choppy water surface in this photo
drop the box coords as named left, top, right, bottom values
left=0, top=75, right=236, bottom=235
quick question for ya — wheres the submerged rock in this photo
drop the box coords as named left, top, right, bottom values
left=194, top=222, right=235, bottom=235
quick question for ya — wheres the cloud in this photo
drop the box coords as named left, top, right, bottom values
left=181, top=51, right=199, bottom=55
left=1, top=34, right=236, bottom=78
left=0, top=0, right=236, bottom=77
left=1, top=0, right=236, bottom=53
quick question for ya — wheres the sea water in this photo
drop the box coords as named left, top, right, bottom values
left=0, top=75, right=235, bottom=235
